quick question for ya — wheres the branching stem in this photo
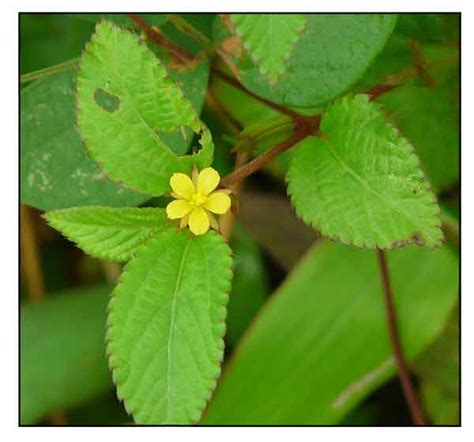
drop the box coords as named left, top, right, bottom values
left=376, top=249, right=425, bottom=425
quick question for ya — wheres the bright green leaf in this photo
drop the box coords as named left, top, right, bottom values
left=203, top=242, right=458, bottom=424
left=215, top=14, right=396, bottom=108
left=21, top=72, right=148, bottom=211
left=21, top=285, right=113, bottom=424
left=45, top=207, right=171, bottom=262
left=231, top=14, right=306, bottom=84
left=106, top=230, right=233, bottom=424
left=287, top=94, right=442, bottom=249
left=77, top=21, right=214, bottom=196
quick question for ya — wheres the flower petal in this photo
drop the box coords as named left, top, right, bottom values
left=205, top=191, right=231, bottom=214
left=170, top=173, right=195, bottom=200
left=188, top=207, right=210, bottom=235
left=197, top=167, right=220, bottom=196
left=166, top=199, right=193, bottom=219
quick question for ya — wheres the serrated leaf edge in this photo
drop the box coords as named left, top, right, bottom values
left=230, top=14, right=307, bottom=86
left=286, top=94, right=443, bottom=250
left=105, top=231, right=233, bottom=424
left=75, top=19, right=214, bottom=196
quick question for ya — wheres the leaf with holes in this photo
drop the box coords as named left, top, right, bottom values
left=287, top=94, right=442, bottom=249
left=215, top=14, right=397, bottom=108
left=203, top=241, right=458, bottom=424
left=77, top=21, right=214, bottom=196
left=21, top=72, right=149, bottom=211
left=44, top=207, right=172, bottom=262
left=231, top=14, right=306, bottom=84
left=106, top=230, right=233, bottom=424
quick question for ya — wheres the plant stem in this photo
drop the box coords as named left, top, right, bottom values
left=127, top=14, right=194, bottom=63
left=166, top=14, right=212, bottom=48
left=20, top=205, right=45, bottom=302
left=376, top=249, right=425, bottom=425
left=20, top=58, right=79, bottom=84
left=211, top=67, right=302, bottom=120
left=219, top=151, right=250, bottom=242
left=220, top=115, right=320, bottom=188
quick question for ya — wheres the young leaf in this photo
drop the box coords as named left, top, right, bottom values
left=106, top=230, right=233, bottom=424
left=215, top=14, right=397, bottom=108
left=77, top=21, right=214, bottom=196
left=203, top=242, right=458, bottom=425
left=21, top=72, right=148, bottom=211
left=231, top=14, right=306, bottom=84
left=287, top=94, right=442, bottom=249
left=21, top=285, right=113, bottom=424
left=45, top=207, right=171, bottom=262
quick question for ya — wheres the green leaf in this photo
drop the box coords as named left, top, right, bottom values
left=106, top=230, right=233, bottom=424
left=45, top=207, right=171, bottom=262
left=378, top=81, right=459, bottom=191
left=415, top=309, right=459, bottom=424
left=20, top=14, right=94, bottom=74
left=231, top=14, right=306, bottom=84
left=77, top=21, right=214, bottom=196
left=287, top=94, right=442, bottom=249
left=226, top=224, right=269, bottom=347
left=21, top=72, right=148, bottom=211
left=215, top=14, right=396, bottom=108
left=72, top=14, right=167, bottom=28
left=21, top=285, right=113, bottom=424
left=203, top=242, right=458, bottom=424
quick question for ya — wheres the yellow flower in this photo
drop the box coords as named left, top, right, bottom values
left=166, top=167, right=231, bottom=236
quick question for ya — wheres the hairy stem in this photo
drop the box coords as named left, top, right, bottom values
left=376, top=249, right=425, bottom=425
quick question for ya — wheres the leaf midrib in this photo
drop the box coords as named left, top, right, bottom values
left=323, top=137, right=419, bottom=230
left=165, top=237, right=193, bottom=421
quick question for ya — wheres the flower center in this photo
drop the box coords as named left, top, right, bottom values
left=190, top=192, right=208, bottom=207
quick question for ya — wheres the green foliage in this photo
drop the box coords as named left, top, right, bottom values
left=378, top=81, right=459, bottom=191
left=20, top=13, right=459, bottom=427
left=44, top=207, right=171, bottom=262
left=106, top=230, right=233, bottom=424
left=415, top=310, right=459, bottom=424
left=226, top=224, right=269, bottom=347
left=215, top=14, right=397, bottom=108
left=20, top=15, right=94, bottom=74
left=72, top=14, right=167, bottom=27
left=21, top=285, right=113, bottom=424
left=77, top=21, right=214, bottom=196
left=21, top=72, right=148, bottom=210
left=231, top=14, right=307, bottom=84
left=203, top=242, right=458, bottom=424
left=287, top=95, right=442, bottom=249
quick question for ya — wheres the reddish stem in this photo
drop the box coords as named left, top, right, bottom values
left=376, top=249, right=425, bottom=425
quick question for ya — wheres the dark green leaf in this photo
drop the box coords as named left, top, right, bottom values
left=203, top=242, right=458, bottom=424
left=21, top=72, right=148, bottom=211
left=21, top=285, right=113, bottom=424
